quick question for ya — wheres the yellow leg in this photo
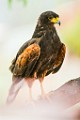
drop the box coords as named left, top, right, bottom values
left=39, top=71, right=47, bottom=97
left=40, top=81, right=45, bottom=98
left=39, top=78, right=45, bottom=98
left=39, top=78, right=51, bottom=102
left=25, top=78, right=35, bottom=101
left=27, top=86, right=35, bottom=106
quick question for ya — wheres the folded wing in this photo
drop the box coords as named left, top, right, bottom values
left=11, top=43, right=40, bottom=78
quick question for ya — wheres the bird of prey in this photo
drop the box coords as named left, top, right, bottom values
left=7, top=11, right=66, bottom=104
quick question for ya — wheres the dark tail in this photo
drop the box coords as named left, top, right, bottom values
left=6, top=77, right=24, bottom=104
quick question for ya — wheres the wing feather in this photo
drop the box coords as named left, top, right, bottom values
left=46, top=43, right=66, bottom=76
left=9, top=38, right=41, bottom=73
left=13, top=43, right=40, bottom=77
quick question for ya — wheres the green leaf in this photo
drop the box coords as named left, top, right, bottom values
left=23, top=0, right=27, bottom=6
left=8, top=0, right=28, bottom=8
left=8, top=0, right=12, bottom=7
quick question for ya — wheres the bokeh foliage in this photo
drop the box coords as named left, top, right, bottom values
left=8, top=0, right=28, bottom=7
left=62, top=16, right=80, bottom=56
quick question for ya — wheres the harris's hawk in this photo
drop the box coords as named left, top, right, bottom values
left=7, top=11, right=66, bottom=104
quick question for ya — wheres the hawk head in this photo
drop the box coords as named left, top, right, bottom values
left=38, top=11, right=61, bottom=26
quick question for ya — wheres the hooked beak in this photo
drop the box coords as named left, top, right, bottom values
left=50, top=17, right=61, bottom=26
left=57, top=20, right=61, bottom=26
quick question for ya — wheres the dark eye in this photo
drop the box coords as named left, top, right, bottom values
left=48, top=16, right=53, bottom=20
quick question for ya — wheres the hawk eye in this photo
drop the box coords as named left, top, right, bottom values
left=48, top=16, right=53, bottom=20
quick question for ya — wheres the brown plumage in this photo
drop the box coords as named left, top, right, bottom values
left=7, top=11, right=66, bottom=104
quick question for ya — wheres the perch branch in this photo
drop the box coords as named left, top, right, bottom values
left=37, top=77, right=80, bottom=110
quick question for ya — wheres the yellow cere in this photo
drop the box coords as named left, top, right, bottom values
left=50, top=17, right=59, bottom=23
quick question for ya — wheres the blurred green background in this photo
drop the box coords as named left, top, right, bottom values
left=0, top=0, right=80, bottom=105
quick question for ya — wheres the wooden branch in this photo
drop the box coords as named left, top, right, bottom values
left=53, top=77, right=80, bottom=108
left=37, top=77, right=80, bottom=110
left=34, top=77, right=80, bottom=119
